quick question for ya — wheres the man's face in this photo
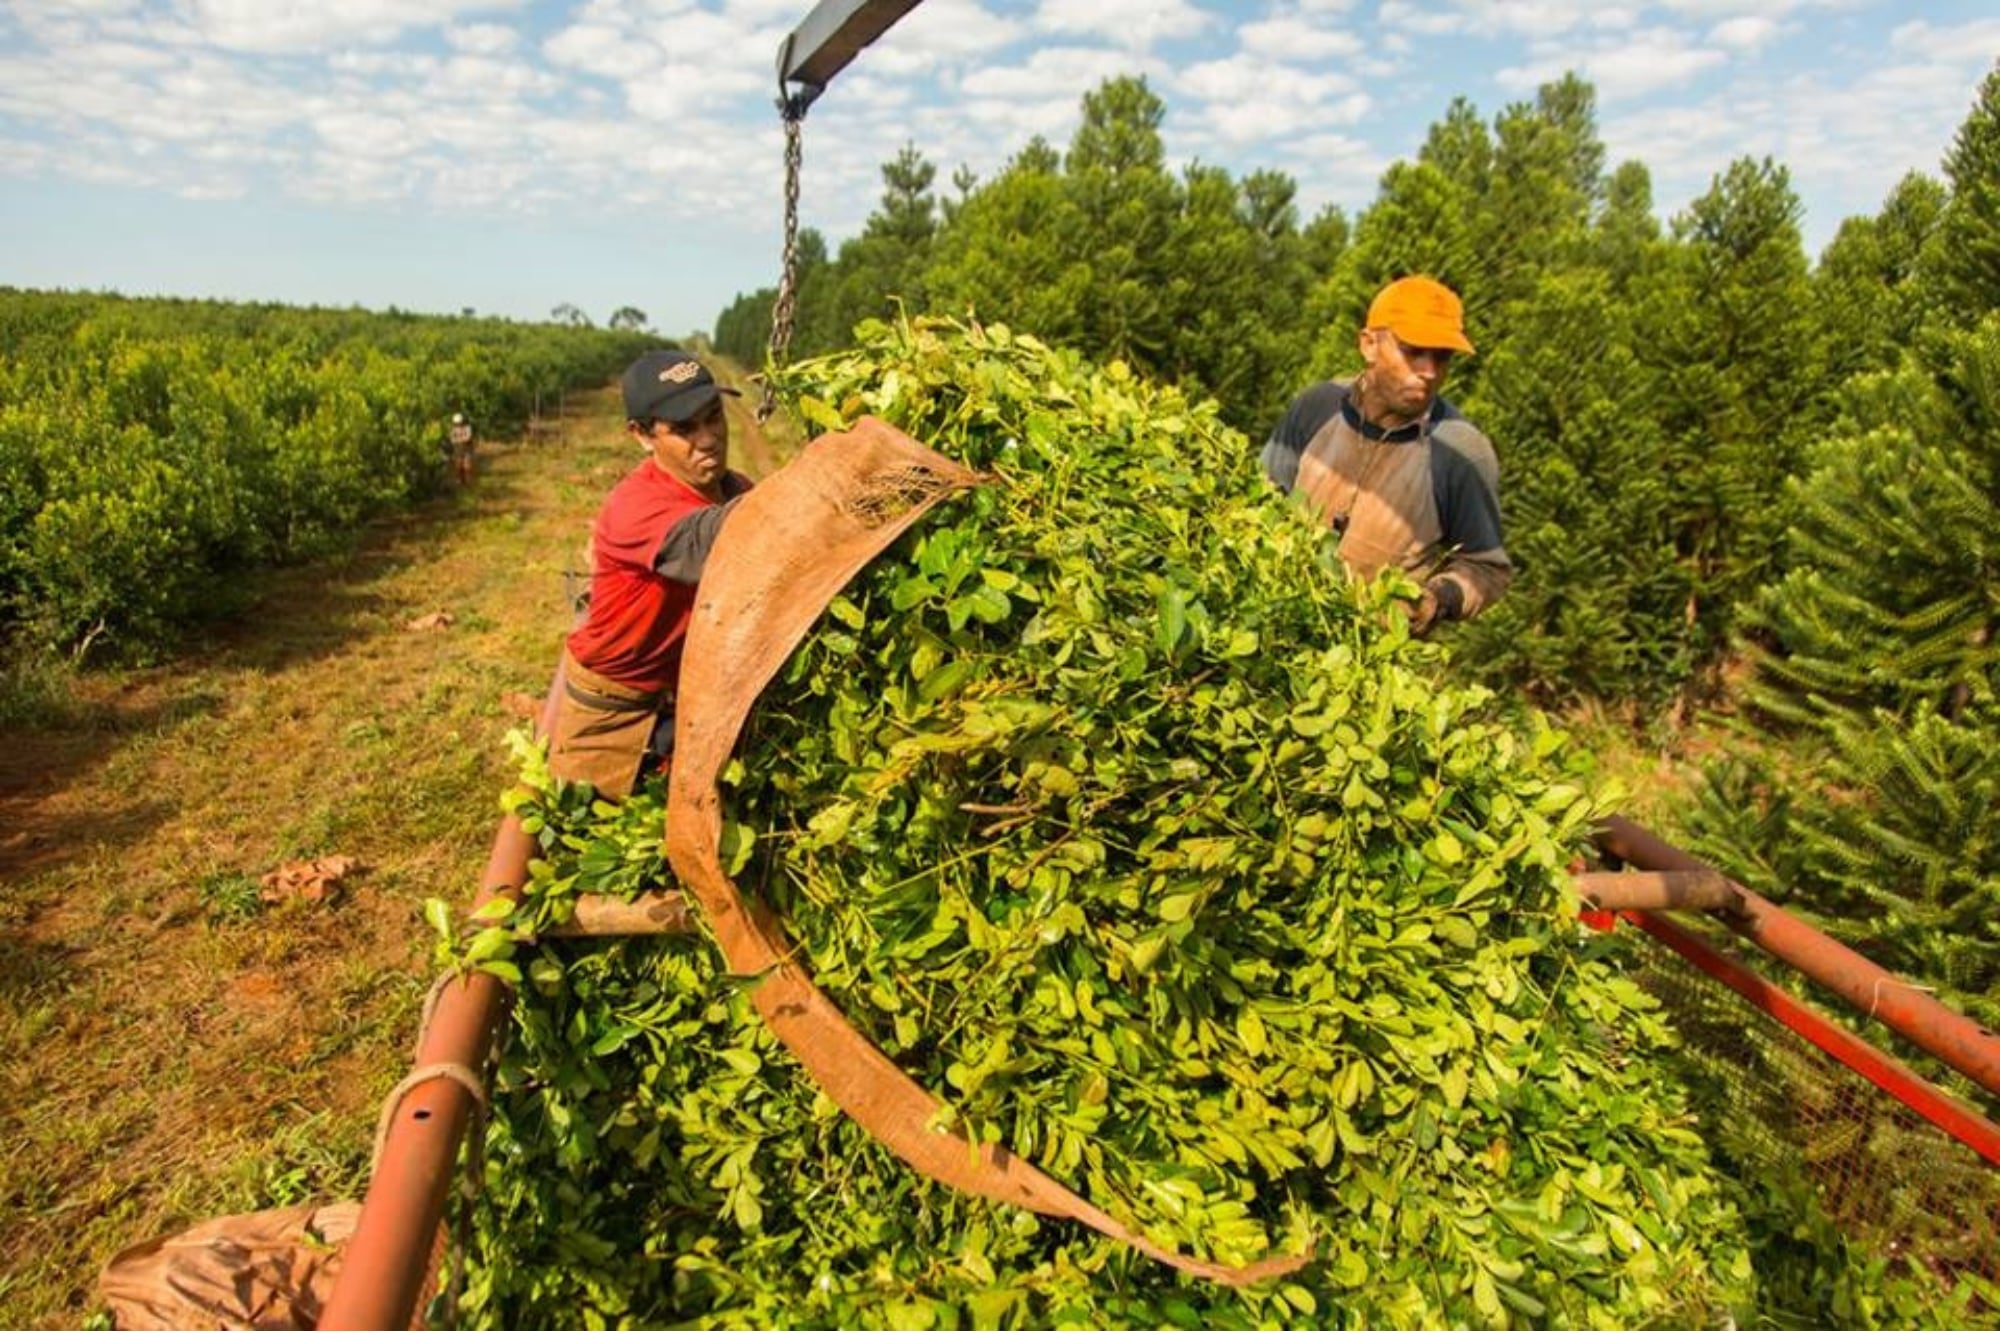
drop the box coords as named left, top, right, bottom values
left=1359, top=327, right=1454, bottom=420
left=642, top=400, right=730, bottom=490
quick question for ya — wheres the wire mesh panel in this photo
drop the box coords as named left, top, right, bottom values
left=1616, top=913, right=2000, bottom=1291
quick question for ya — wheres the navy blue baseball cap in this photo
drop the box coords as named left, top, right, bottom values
left=622, top=349, right=739, bottom=424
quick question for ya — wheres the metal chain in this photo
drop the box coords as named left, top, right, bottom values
left=759, top=107, right=806, bottom=423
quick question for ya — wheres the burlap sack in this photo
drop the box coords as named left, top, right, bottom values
left=663, top=415, right=1305, bottom=1285
left=98, top=1201, right=359, bottom=1330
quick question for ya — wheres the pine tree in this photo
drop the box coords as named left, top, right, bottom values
left=1594, top=160, right=1661, bottom=292
left=1060, top=76, right=1181, bottom=368
left=921, top=138, right=1083, bottom=347
left=1747, top=322, right=1999, bottom=727
left=712, top=228, right=829, bottom=365
left=1157, top=163, right=1303, bottom=432
left=810, top=144, right=940, bottom=352
left=1478, top=75, right=1603, bottom=309
left=1925, top=61, right=2000, bottom=322
left=1631, top=157, right=1821, bottom=659
left=1811, top=172, right=1946, bottom=388
left=1455, top=269, right=1691, bottom=700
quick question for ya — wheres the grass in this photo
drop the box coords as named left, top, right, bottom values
left=0, top=375, right=788, bottom=1326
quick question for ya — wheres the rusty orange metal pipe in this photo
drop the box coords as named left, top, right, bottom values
left=320, top=676, right=560, bottom=1330
left=1593, top=815, right=2000, bottom=1101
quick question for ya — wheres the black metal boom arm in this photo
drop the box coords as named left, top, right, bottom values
left=775, top=0, right=924, bottom=116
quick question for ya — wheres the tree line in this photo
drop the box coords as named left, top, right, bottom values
left=717, top=65, right=2000, bottom=1038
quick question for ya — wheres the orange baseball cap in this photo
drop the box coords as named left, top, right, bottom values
left=1366, top=276, right=1475, bottom=355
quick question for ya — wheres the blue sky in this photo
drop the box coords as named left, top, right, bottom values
left=2, top=0, right=1995, bottom=339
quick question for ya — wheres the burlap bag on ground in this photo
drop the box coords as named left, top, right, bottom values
left=663, top=415, right=1304, bottom=1285
left=98, top=1201, right=359, bottom=1330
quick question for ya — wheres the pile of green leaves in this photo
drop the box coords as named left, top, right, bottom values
left=463, top=318, right=1772, bottom=1328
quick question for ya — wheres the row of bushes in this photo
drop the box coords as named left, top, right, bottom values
left=0, top=290, right=654, bottom=660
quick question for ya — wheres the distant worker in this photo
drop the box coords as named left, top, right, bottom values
left=1261, top=275, right=1512, bottom=635
left=546, top=350, right=748, bottom=796
left=448, top=412, right=476, bottom=486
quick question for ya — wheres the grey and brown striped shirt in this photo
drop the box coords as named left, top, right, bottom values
left=1261, top=379, right=1513, bottom=623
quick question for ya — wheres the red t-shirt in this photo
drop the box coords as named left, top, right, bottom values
left=566, top=461, right=751, bottom=694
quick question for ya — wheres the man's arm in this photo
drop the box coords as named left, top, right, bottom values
left=1426, top=423, right=1514, bottom=623
left=651, top=485, right=751, bottom=583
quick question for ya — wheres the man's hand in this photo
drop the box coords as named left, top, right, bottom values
left=1407, top=587, right=1441, bottom=637
left=1401, top=580, right=1462, bottom=637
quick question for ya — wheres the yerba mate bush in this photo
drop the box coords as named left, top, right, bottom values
left=460, top=318, right=1766, bottom=1328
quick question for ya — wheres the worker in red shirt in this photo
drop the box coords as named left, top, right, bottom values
left=548, top=350, right=750, bottom=796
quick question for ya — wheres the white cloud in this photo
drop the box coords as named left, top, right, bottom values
left=1173, top=55, right=1367, bottom=144
left=957, top=44, right=1157, bottom=101
left=310, top=107, right=421, bottom=161
left=1888, top=17, right=2000, bottom=65
left=0, top=0, right=1991, bottom=331
left=1708, top=16, right=1780, bottom=50
left=721, top=0, right=810, bottom=24
left=449, top=23, right=521, bottom=56
left=544, top=22, right=649, bottom=81
left=1497, top=26, right=1729, bottom=101
left=1603, top=47, right=1985, bottom=253
left=1237, top=15, right=1365, bottom=63
left=1281, top=129, right=1385, bottom=216
left=1656, top=0, right=1850, bottom=18
left=185, top=0, right=523, bottom=54
left=863, top=0, right=1026, bottom=76
left=438, top=53, right=561, bottom=99
left=1377, top=0, right=1639, bottom=40
left=77, top=38, right=176, bottom=69
left=1028, top=0, right=1212, bottom=51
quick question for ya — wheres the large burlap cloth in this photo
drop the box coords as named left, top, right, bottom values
left=664, top=415, right=1305, bottom=1285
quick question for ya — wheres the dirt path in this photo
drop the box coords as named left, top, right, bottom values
left=0, top=379, right=793, bottom=1325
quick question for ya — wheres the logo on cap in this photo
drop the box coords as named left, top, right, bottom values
left=659, top=360, right=701, bottom=384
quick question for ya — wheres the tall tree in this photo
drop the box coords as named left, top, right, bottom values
left=1924, top=61, right=2000, bottom=321
left=1455, top=269, right=1687, bottom=700
left=1419, top=96, right=1493, bottom=197
left=1811, top=172, right=1947, bottom=388
left=1060, top=76, right=1181, bottom=367
left=1631, top=156, right=1819, bottom=656
left=1679, top=73, right=2000, bottom=1026
left=712, top=228, right=828, bottom=366
left=1478, top=75, right=1604, bottom=310
left=1156, top=162, right=1312, bottom=432
left=808, top=144, right=940, bottom=352
left=922, top=138, right=1082, bottom=345
left=1593, top=160, right=1660, bottom=290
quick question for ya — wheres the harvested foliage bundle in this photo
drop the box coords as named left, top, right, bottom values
left=461, top=319, right=1761, bottom=1328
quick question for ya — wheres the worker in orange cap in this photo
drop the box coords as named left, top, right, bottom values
left=1261, top=274, right=1513, bottom=634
